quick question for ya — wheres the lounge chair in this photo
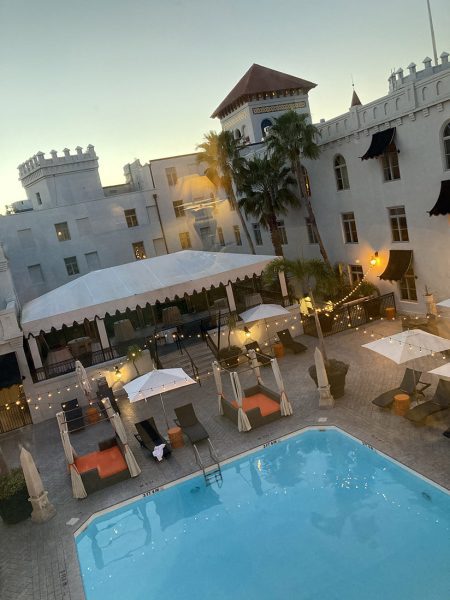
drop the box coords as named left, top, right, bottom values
left=405, top=379, right=450, bottom=423
left=245, top=341, right=272, bottom=366
left=371, top=368, right=430, bottom=408
left=135, top=417, right=171, bottom=459
left=443, top=427, right=450, bottom=439
left=174, top=403, right=219, bottom=468
left=277, top=329, right=307, bottom=354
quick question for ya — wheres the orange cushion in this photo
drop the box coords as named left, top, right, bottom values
left=231, top=393, right=280, bottom=417
left=75, top=446, right=128, bottom=479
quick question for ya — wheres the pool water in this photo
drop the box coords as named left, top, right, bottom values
left=76, top=428, right=450, bottom=600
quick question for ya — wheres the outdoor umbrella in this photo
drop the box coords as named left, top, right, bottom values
left=362, top=329, right=450, bottom=364
left=314, top=347, right=334, bottom=408
left=437, top=299, right=450, bottom=308
left=239, top=303, right=291, bottom=344
left=123, top=368, right=196, bottom=429
left=19, top=445, right=56, bottom=523
left=75, top=360, right=92, bottom=401
left=428, top=362, right=450, bottom=380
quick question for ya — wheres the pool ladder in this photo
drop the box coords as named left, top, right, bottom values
left=193, top=439, right=222, bottom=486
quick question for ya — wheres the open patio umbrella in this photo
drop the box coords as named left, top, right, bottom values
left=428, top=362, right=450, bottom=381
left=239, top=303, right=290, bottom=323
left=437, top=299, right=450, bottom=308
left=362, top=329, right=450, bottom=364
left=123, top=368, right=196, bottom=429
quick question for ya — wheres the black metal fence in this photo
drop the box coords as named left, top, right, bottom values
left=0, top=403, right=32, bottom=433
left=302, top=293, right=396, bottom=337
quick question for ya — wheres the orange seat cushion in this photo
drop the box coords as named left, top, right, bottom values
left=232, top=393, right=280, bottom=417
left=75, top=446, right=128, bottom=479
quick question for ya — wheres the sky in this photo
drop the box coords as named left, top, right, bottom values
left=0, top=0, right=449, bottom=208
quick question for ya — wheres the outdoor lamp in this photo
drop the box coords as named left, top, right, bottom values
left=115, top=365, right=122, bottom=380
left=244, top=327, right=251, bottom=338
left=370, top=251, right=379, bottom=266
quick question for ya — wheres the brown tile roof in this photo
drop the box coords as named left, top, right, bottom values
left=211, top=63, right=317, bottom=118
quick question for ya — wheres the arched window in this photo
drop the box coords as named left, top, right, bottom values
left=334, top=155, right=350, bottom=190
left=373, top=106, right=378, bottom=119
left=382, top=142, right=400, bottom=181
left=443, top=122, right=450, bottom=170
left=261, top=118, right=272, bottom=138
left=384, top=102, right=389, bottom=116
left=234, top=129, right=241, bottom=140
left=436, top=81, right=442, bottom=96
left=395, top=97, right=400, bottom=110
left=301, top=166, right=311, bottom=197
left=422, top=87, right=428, bottom=102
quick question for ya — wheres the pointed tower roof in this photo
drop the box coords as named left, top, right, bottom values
left=350, top=88, right=362, bottom=107
left=211, top=64, right=316, bottom=118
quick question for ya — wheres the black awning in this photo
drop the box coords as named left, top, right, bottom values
left=361, top=127, right=396, bottom=160
left=0, top=352, right=22, bottom=388
left=429, top=180, right=450, bottom=216
left=379, top=250, right=412, bottom=281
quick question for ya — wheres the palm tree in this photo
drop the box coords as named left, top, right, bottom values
left=267, top=111, right=331, bottom=267
left=197, top=130, right=256, bottom=254
left=239, top=154, right=298, bottom=257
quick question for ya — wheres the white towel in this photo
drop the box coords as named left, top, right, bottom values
left=152, top=444, right=166, bottom=461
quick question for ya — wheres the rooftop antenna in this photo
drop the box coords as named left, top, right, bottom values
left=426, top=0, right=438, bottom=67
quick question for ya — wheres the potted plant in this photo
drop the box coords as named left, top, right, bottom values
left=308, top=359, right=349, bottom=399
left=0, top=468, right=32, bottom=525
left=218, top=345, right=241, bottom=368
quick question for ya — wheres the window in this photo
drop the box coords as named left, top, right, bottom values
left=199, top=226, right=212, bottom=247
left=342, top=212, right=358, bottom=243
left=382, top=142, right=400, bottom=181
left=388, top=206, right=409, bottom=242
left=35, top=192, right=42, bottom=205
left=443, top=122, right=450, bottom=170
left=399, top=265, right=417, bottom=301
left=85, top=251, right=100, bottom=271
left=305, top=218, right=318, bottom=244
left=17, top=228, right=34, bottom=248
left=179, top=232, right=191, bottom=249
left=334, top=155, right=350, bottom=190
left=276, top=220, right=288, bottom=245
left=217, top=226, right=225, bottom=246
left=28, top=264, right=44, bottom=284
left=64, top=256, right=79, bottom=276
left=301, top=166, right=311, bottom=197
left=233, top=225, right=242, bottom=246
left=124, top=208, right=138, bottom=228
left=55, top=222, right=71, bottom=241
left=173, top=200, right=185, bottom=218
left=165, top=167, right=177, bottom=186
left=76, top=217, right=92, bottom=236
left=349, top=264, right=364, bottom=285
left=252, top=223, right=263, bottom=245
left=132, top=241, right=147, bottom=260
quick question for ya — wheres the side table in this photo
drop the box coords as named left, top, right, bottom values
left=168, top=426, right=184, bottom=449
left=393, top=393, right=410, bottom=416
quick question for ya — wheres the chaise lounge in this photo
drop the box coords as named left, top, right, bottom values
left=371, top=368, right=430, bottom=408
left=405, top=379, right=450, bottom=423
left=135, top=417, right=171, bottom=459
left=277, top=329, right=307, bottom=354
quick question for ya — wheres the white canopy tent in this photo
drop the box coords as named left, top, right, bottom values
left=21, top=250, right=276, bottom=336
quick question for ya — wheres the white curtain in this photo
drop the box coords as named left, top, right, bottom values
left=271, top=358, right=293, bottom=417
left=212, top=361, right=224, bottom=415
left=230, top=371, right=251, bottom=432
left=56, top=412, right=87, bottom=499
left=248, top=349, right=263, bottom=385
left=103, top=398, right=141, bottom=477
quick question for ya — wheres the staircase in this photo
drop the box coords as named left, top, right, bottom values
left=158, top=339, right=216, bottom=383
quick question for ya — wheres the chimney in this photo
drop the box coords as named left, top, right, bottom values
left=423, top=56, right=432, bottom=70
left=63, top=148, right=70, bottom=158
left=75, top=146, right=83, bottom=156
left=440, top=51, right=449, bottom=65
left=395, top=68, right=404, bottom=84
left=407, top=62, right=416, bottom=78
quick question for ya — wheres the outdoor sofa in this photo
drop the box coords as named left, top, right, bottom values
left=74, top=436, right=130, bottom=494
left=220, top=383, right=282, bottom=429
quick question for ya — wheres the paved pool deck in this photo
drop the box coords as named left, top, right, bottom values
left=1, top=320, right=449, bottom=600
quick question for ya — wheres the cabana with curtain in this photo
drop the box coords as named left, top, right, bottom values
left=214, top=349, right=292, bottom=431
left=56, top=398, right=140, bottom=498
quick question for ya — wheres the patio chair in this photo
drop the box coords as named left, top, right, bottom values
left=134, top=417, right=171, bottom=460
left=443, top=427, right=450, bottom=439
left=245, top=341, right=272, bottom=366
left=371, top=368, right=430, bottom=408
left=277, top=329, right=307, bottom=354
left=405, top=379, right=450, bottom=423
left=174, top=403, right=220, bottom=471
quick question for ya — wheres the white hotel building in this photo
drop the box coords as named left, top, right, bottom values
left=0, top=51, right=448, bottom=428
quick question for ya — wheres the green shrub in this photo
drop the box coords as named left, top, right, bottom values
left=0, top=468, right=26, bottom=500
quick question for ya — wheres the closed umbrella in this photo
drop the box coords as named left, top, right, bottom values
left=102, top=398, right=141, bottom=477
left=19, top=446, right=56, bottom=523
left=212, top=361, right=224, bottom=415
left=314, top=347, right=334, bottom=408
left=75, top=360, right=92, bottom=401
left=123, top=368, right=196, bottom=429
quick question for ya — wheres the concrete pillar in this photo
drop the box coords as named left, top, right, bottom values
left=225, top=282, right=236, bottom=313
left=28, top=336, right=43, bottom=370
left=96, top=318, right=110, bottom=349
left=278, top=270, right=289, bottom=306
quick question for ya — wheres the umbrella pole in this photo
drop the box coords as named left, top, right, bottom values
left=160, top=393, right=170, bottom=430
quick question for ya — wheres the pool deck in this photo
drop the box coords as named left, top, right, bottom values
left=1, top=320, right=449, bottom=600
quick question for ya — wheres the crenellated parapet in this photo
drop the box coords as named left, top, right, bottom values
left=18, top=145, right=98, bottom=184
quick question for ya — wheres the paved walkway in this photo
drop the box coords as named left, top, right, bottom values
left=1, top=321, right=449, bottom=600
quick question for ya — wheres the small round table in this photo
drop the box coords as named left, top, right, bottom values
left=393, top=393, right=410, bottom=416
left=168, top=426, right=184, bottom=449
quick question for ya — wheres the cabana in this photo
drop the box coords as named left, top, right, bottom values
left=21, top=250, right=281, bottom=378
left=56, top=398, right=141, bottom=498
left=213, top=349, right=292, bottom=432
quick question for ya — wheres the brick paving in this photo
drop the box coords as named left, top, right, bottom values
left=1, top=320, right=449, bottom=599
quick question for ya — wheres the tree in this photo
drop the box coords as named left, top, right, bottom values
left=239, top=153, right=298, bottom=257
left=264, top=257, right=338, bottom=300
left=267, top=111, right=331, bottom=267
left=197, top=130, right=256, bottom=253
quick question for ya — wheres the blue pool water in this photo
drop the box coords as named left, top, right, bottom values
left=76, top=428, right=450, bottom=600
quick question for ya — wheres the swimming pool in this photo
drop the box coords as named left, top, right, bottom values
left=76, top=428, right=450, bottom=600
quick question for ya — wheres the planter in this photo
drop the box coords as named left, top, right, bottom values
left=218, top=346, right=241, bottom=369
left=308, top=359, right=349, bottom=399
left=0, top=470, right=32, bottom=525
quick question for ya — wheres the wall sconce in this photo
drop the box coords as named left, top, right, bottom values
left=244, top=327, right=251, bottom=338
left=114, top=365, right=122, bottom=380
left=370, top=251, right=379, bottom=266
